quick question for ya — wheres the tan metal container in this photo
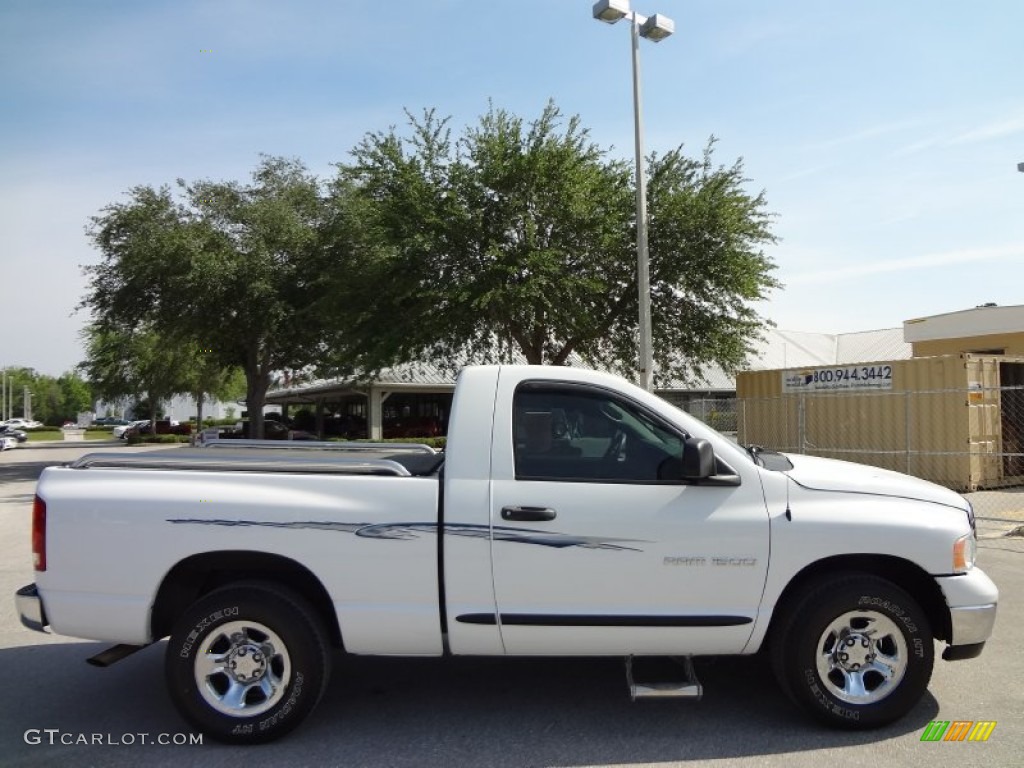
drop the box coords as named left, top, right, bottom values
left=736, top=354, right=1024, bottom=491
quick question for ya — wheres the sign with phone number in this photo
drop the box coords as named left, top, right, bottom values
left=782, top=365, right=894, bottom=393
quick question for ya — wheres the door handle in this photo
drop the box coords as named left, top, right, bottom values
left=501, top=506, right=557, bottom=522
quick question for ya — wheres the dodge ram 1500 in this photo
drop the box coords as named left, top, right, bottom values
left=15, top=365, right=997, bottom=743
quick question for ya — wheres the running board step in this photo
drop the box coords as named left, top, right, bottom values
left=86, top=643, right=148, bottom=668
left=626, top=656, right=703, bottom=700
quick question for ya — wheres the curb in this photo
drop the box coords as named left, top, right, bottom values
left=15, top=440, right=124, bottom=450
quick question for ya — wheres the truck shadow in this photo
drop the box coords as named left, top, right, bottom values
left=0, top=640, right=936, bottom=767
left=0, top=460, right=67, bottom=484
left=313, top=654, right=936, bottom=765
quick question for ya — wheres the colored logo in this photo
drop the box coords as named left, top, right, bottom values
left=920, top=720, right=996, bottom=742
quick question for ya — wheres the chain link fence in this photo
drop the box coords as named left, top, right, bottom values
left=676, top=387, right=1024, bottom=523
left=676, top=397, right=739, bottom=434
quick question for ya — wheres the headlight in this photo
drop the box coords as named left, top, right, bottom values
left=953, top=533, right=977, bottom=572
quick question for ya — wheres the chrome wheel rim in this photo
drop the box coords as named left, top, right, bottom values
left=815, top=610, right=907, bottom=705
left=195, top=620, right=291, bottom=717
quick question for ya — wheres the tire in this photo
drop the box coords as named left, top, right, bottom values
left=165, top=582, right=331, bottom=744
left=770, top=573, right=934, bottom=729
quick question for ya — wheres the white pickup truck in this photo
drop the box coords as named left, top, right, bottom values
left=16, top=365, right=997, bottom=743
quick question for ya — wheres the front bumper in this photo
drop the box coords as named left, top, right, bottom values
left=935, top=568, right=998, bottom=659
left=947, top=603, right=997, bottom=646
left=15, top=584, right=49, bottom=633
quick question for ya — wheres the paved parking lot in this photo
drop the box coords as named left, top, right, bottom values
left=1, top=443, right=1021, bottom=767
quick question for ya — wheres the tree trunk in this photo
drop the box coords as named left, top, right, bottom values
left=509, top=326, right=543, bottom=365
left=195, top=391, right=205, bottom=439
left=147, top=384, right=159, bottom=435
left=245, top=367, right=272, bottom=440
left=551, top=338, right=579, bottom=366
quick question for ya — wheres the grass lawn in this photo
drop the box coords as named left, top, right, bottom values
left=25, top=429, right=117, bottom=442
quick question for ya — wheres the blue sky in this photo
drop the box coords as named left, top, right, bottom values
left=2, top=0, right=1023, bottom=376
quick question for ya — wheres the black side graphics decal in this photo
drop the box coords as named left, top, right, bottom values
left=166, top=519, right=646, bottom=552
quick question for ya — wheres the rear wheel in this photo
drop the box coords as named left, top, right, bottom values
left=165, top=582, right=330, bottom=744
left=771, top=573, right=933, bottom=728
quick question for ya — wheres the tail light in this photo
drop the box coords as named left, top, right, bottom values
left=32, top=495, right=46, bottom=571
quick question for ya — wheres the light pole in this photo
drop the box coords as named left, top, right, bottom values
left=593, top=0, right=673, bottom=392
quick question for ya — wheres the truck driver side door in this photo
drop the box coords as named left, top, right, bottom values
left=485, top=378, right=770, bottom=656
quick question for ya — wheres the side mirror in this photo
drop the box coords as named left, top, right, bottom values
left=681, top=437, right=715, bottom=481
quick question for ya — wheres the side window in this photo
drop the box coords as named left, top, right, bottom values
left=513, top=384, right=685, bottom=483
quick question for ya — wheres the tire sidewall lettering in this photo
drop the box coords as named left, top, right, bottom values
left=259, top=672, right=304, bottom=732
left=803, top=669, right=861, bottom=720
left=178, top=606, right=240, bottom=659
left=857, top=595, right=919, bottom=634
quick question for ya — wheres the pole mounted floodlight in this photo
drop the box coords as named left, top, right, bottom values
left=593, top=0, right=630, bottom=23
left=1018, top=162, right=1024, bottom=172
left=592, top=0, right=674, bottom=392
left=639, top=13, right=674, bottom=41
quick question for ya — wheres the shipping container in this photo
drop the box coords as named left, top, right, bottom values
left=736, top=354, right=1024, bottom=491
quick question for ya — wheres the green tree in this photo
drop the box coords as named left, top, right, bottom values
left=80, top=323, right=194, bottom=432
left=30, top=374, right=62, bottom=425
left=1, top=367, right=61, bottom=424
left=130, top=398, right=164, bottom=421
left=58, top=373, right=93, bottom=421
left=83, top=156, right=332, bottom=438
left=333, top=102, right=779, bottom=386
left=185, top=350, right=245, bottom=429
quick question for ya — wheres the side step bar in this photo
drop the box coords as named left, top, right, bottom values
left=626, top=656, right=703, bottom=700
left=87, top=644, right=148, bottom=668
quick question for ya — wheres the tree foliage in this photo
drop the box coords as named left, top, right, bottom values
left=333, top=102, right=779, bottom=385
left=83, top=156, right=330, bottom=437
left=81, top=103, right=780, bottom=420
left=1, top=367, right=92, bottom=425
left=80, top=323, right=195, bottom=429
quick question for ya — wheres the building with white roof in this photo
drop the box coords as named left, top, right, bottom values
left=263, top=325, right=912, bottom=439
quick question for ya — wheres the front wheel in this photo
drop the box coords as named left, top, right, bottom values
left=165, top=582, right=331, bottom=744
left=771, top=574, right=934, bottom=728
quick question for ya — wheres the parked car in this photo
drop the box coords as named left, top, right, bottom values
left=218, top=420, right=316, bottom=440
left=261, top=420, right=314, bottom=440
left=0, top=425, right=28, bottom=443
left=93, top=417, right=131, bottom=427
left=383, top=416, right=443, bottom=439
left=1, top=418, right=42, bottom=430
left=323, top=414, right=367, bottom=439
left=113, top=420, right=149, bottom=439
left=125, top=420, right=192, bottom=438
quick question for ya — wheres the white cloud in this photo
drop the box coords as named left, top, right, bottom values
left=812, top=118, right=928, bottom=151
left=893, top=111, right=1024, bottom=156
left=947, top=114, right=1024, bottom=145
left=786, top=244, right=1024, bottom=286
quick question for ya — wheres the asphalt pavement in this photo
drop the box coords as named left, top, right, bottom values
left=1, top=443, right=1021, bottom=767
